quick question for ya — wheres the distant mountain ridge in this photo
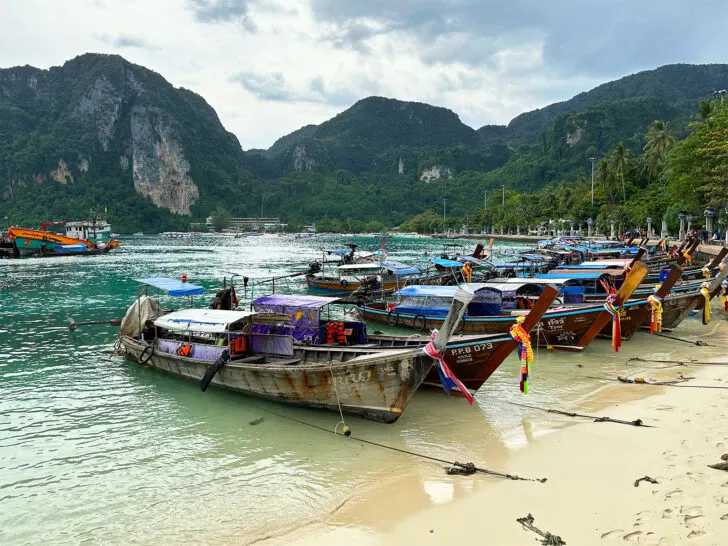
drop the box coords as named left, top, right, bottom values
left=488, top=63, right=728, bottom=145
left=1, top=54, right=726, bottom=231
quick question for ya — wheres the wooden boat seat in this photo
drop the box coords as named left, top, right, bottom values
left=231, top=354, right=266, bottom=364
left=270, top=358, right=302, bottom=366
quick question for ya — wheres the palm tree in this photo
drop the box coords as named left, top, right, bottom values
left=697, top=99, right=714, bottom=121
left=596, top=158, right=613, bottom=203
left=610, top=143, right=629, bottom=204
left=642, top=120, right=676, bottom=180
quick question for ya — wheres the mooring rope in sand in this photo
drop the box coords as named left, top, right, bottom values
left=586, top=375, right=728, bottom=390
left=627, top=357, right=728, bottom=367
left=507, top=401, right=653, bottom=428
left=648, top=331, right=728, bottom=348
left=258, top=407, right=547, bottom=483
left=517, top=513, right=566, bottom=545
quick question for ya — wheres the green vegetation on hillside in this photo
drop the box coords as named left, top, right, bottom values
left=1, top=55, right=726, bottom=234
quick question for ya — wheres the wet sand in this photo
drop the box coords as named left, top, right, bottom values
left=261, top=319, right=728, bottom=545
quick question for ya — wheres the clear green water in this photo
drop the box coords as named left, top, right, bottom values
left=0, top=234, right=720, bottom=544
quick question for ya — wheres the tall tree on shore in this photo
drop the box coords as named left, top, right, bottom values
left=596, top=158, right=614, bottom=203
left=697, top=99, right=714, bottom=122
left=610, top=143, right=629, bottom=203
left=643, top=120, right=676, bottom=180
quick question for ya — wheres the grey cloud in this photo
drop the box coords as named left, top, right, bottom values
left=96, top=33, right=157, bottom=49
left=309, top=0, right=728, bottom=77
left=231, top=72, right=294, bottom=101
left=189, top=0, right=257, bottom=30
left=231, top=71, right=373, bottom=106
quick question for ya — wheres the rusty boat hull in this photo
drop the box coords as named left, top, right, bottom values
left=120, top=335, right=432, bottom=423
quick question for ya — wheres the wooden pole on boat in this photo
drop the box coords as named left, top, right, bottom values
left=705, top=246, right=728, bottom=269
left=575, top=261, right=649, bottom=348
left=470, top=284, right=559, bottom=385
left=670, top=264, right=728, bottom=325
left=627, top=247, right=647, bottom=268
left=622, top=265, right=683, bottom=334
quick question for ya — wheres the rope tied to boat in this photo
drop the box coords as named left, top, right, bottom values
left=508, top=401, right=652, bottom=427
left=509, top=316, right=534, bottom=394
left=603, top=294, right=621, bottom=352
left=258, top=408, right=547, bottom=482
left=329, top=361, right=351, bottom=437
left=647, top=293, right=663, bottom=334
left=700, top=282, right=711, bottom=325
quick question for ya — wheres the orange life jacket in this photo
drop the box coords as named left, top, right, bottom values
left=230, top=336, right=246, bottom=355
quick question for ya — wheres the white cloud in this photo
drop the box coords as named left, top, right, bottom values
left=1, top=0, right=725, bottom=150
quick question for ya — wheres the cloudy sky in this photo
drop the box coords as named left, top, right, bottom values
left=1, top=0, right=726, bottom=149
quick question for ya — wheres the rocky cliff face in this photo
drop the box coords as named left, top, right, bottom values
left=130, top=106, right=198, bottom=215
left=0, top=54, right=237, bottom=223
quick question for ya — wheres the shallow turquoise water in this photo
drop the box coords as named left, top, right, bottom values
left=0, top=234, right=718, bottom=544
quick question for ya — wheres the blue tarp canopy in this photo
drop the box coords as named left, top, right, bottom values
left=328, top=249, right=348, bottom=256
left=135, top=277, right=205, bottom=296
left=375, top=261, right=420, bottom=275
left=57, top=244, right=87, bottom=253
left=536, top=272, right=606, bottom=280
left=395, top=285, right=458, bottom=298
left=253, top=294, right=340, bottom=308
left=430, top=258, right=464, bottom=268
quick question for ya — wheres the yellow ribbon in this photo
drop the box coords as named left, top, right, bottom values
left=647, top=294, right=663, bottom=333
left=700, top=283, right=711, bottom=325
left=702, top=265, right=711, bottom=279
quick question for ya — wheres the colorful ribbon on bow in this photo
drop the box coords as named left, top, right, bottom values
left=682, top=251, right=692, bottom=265
left=721, top=280, right=728, bottom=316
left=700, top=282, right=711, bottom=325
left=509, top=316, right=533, bottom=394
left=702, top=265, right=711, bottom=279
left=422, top=332, right=474, bottom=404
left=647, top=293, right=663, bottom=333
left=603, top=294, right=621, bottom=352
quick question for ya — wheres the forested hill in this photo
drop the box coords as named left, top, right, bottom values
left=494, top=64, right=728, bottom=146
left=0, top=53, right=253, bottom=232
left=1, top=54, right=726, bottom=232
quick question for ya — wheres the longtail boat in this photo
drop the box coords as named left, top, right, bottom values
left=252, top=286, right=559, bottom=393
left=118, top=278, right=467, bottom=424
left=595, top=265, right=682, bottom=341
left=306, top=260, right=421, bottom=296
left=358, top=263, right=648, bottom=351
left=660, top=265, right=728, bottom=330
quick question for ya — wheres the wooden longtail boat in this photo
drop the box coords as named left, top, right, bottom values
left=594, top=265, right=682, bottom=341
left=118, top=278, right=468, bottom=424
left=358, top=263, right=649, bottom=351
left=660, top=264, right=728, bottom=330
left=306, top=261, right=421, bottom=296
left=251, top=286, right=559, bottom=393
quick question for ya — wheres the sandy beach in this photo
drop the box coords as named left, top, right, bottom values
left=261, top=320, right=728, bottom=545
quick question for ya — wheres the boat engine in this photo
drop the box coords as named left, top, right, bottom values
left=210, top=288, right=236, bottom=310
left=306, top=261, right=321, bottom=275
